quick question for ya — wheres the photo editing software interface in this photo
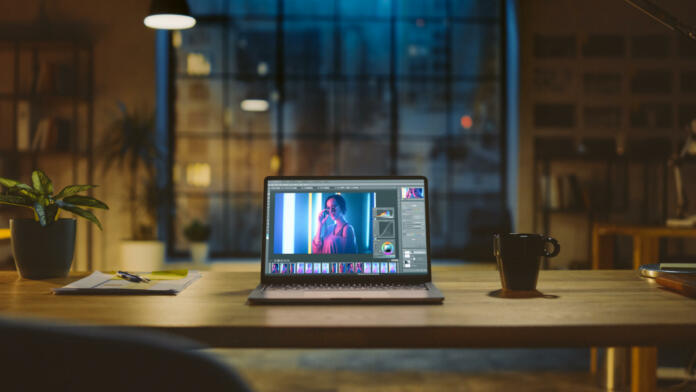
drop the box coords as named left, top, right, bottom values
left=265, top=179, right=428, bottom=276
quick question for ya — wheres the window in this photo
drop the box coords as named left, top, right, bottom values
left=170, top=0, right=504, bottom=258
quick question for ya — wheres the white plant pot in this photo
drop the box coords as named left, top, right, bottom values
left=190, top=242, right=209, bottom=264
left=120, top=240, right=165, bottom=271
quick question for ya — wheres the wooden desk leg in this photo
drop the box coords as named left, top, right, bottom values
left=630, top=240, right=659, bottom=392
left=591, top=230, right=615, bottom=376
left=632, top=236, right=659, bottom=269
left=591, top=347, right=629, bottom=388
left=631, top=346, right=657, bottom=392
left=592, top=233, right=615, bottom=270
left=590, top=347, right=598, bottom=375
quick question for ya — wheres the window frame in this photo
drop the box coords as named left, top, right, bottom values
left=164, top=0, right=508, bottom=259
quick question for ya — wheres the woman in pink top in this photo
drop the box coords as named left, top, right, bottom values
left=312, top=194, right=358, bottom=254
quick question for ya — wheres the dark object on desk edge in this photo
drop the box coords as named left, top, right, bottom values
left=655, top=274, right=696, bottom=298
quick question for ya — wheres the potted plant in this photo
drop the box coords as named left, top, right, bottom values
left=0, top=169, right=108, bottom=279
left=183, top=219, right=211, bottom=264
left=100, top=102, right=166, bottom=271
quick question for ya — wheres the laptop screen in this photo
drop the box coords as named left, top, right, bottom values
left=262, top=178, right=429, bottom=278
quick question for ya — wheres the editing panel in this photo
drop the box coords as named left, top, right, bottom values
left=399, top=188, right=428, bottom=274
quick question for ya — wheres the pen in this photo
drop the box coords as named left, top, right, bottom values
left=117, top=271, right=150, bottom=283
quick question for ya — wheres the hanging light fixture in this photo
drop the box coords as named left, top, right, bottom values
left=240, top=99, right=269, bottom=112
left=144, top=0, right=196, bottom=30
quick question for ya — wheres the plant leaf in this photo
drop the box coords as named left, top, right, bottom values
left=31, top=170, right=53, bottom=195
left=0, top=177, right=19, bottom=189
left=62, top=195, right=109, bottom=210
left=34, top=202, right=47, bottom=226
left=54, top=185, right=97, bottom=200
left=60, top=204, right=103, bottom=230
left=0, top=194, right=34, bottom=209
left=9, top=184, right=38, bottom=200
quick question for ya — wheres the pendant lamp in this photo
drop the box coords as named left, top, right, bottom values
left=144, top=0, right=196, bottom=30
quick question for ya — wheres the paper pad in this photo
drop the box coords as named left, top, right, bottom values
left=52, top=270, right=202, bottom=295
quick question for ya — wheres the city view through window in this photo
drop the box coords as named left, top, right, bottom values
left=171, top=0, right=504, bottom=258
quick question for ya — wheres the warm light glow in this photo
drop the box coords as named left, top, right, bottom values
left=185, top=163, right=211, bottom=187
left=460, top=115, right=473, bottom=129
left=186, top=53, right=211, bottom=75
left=144, top=14, right=196, bottom=30
left=270, top=154, right=281, bottom=173
left=241, top=99, right=269, bottom=112
left=172, top=31, right=182, bottom=48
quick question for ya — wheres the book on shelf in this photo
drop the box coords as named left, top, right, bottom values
left=54, top=118, right=71, bottom=151
left=31, top=118, right=51, bottom=151
left=36, top=62, right=55, bottom=94
left=540, top=174, right=587, bottom=211
left=30, top=117, right=72, bottom=152
left=16, top=101, right=31, bottom=151
left=35, top=62, right=75, bottom=95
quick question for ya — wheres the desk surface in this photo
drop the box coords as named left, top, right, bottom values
left=1, top=267, right=695, bottom=348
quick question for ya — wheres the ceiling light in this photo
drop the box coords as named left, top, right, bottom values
left=144, top=0, right=196, bottom=30
left=241, top=99, right=269, bottom=112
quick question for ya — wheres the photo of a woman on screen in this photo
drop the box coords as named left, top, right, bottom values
left=312, top=194, right=358, bottom=254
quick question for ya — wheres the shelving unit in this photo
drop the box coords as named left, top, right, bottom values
left=532, top=142, right=670, bottom=269
left=0, top=27, right=94, bottom=268
left=520, top=0, right=696, bottom=267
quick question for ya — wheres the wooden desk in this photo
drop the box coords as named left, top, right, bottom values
left=590, top=223, right=696, bottom=389
left=1, top=267, right=695, bottom=392
left=592, top=222, right=696, bottom=269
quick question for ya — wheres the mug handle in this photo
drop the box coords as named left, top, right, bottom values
left=543, top=236, right=560, bottom=257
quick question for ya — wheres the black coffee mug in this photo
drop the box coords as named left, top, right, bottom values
left=493, top=233, right=560, bottom=291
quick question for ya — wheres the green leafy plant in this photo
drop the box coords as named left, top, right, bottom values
left=183, top=220, right=211, bottom=242
left=0, top=169, right=108, bottom=230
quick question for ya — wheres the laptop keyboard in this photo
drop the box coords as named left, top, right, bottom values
left=266, top=283, right=428, bottom=291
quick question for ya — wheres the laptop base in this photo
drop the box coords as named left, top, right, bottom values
left=248, top=282, right=444, bottom=304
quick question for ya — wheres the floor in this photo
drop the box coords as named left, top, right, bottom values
left=207, top=348, right=696, bottom=391
left=207, top=348, right=603, bottom=392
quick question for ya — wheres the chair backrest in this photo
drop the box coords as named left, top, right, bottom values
left=0, top=316, right=250, bottom=392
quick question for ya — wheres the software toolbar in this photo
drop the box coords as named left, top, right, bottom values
left=269, top=261, right=398, bottom=275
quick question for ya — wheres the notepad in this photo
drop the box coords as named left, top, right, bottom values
left=52, top=270, right=202, bottom=295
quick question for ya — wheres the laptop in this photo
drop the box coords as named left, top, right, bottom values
left=248, top=176, right=444, bottom=304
